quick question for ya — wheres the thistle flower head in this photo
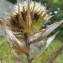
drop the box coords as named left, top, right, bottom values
left=9, top=0, right=51, bottom=35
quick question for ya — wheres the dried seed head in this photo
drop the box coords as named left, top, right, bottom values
left=9, top=0, right=51, bottom=35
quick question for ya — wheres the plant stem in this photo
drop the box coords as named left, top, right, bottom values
left=24, top=33, right=31, bottom=63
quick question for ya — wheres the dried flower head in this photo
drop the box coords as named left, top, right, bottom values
left=8, top=0, right=51, bottom=35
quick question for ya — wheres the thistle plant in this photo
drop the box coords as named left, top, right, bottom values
left=0, top=0, right=63, bottom=63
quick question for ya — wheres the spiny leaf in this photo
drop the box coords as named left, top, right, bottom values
left=29, top=20, right=63, bottom=44
left=0, top=17, right=29, bottom=54
left=46, top=31, right=59, bottom=48
left=32, top=31, right=58, bottom=60
left=41, top=20, right=63, bottom=37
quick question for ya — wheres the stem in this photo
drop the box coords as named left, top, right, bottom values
left=26, top=54, right=31, bottom=63
left=24, top=33, right=31, bottom=63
